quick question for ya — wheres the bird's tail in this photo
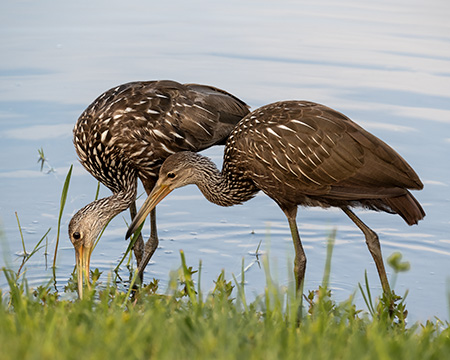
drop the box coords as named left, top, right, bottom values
left=383, top=191, right=425, bottom=225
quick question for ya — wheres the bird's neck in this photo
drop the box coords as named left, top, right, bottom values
left=192, top=156, right=258, bottom=207
left=83, top=181, right=137, bottom=226
left=106, top=185, right=137, bottom=215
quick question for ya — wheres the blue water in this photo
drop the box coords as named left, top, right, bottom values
left=1, top=0, right=450, bottom=323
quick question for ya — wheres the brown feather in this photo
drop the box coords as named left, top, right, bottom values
left=225, top=100, right=425, bottom=224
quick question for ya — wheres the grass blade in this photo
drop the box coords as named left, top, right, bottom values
left=94, top=181, right=101, bottom=201
left=322, top=228, right=336, bottom=289
left=197, top=260, right=203, bottom=307
left=17, top=227, right=51, bottom=277
left=53, top=165, right=73, bottom=270
left=37, top=147, right=45, bottom=172
left=179, top=250, right=198, bottom=306
left=15, top=212, right=27, bottom=256
left=122, top=269, right=139, bottom=308
left=93, top=219, right=111, bottom=250
left=114, top=221, right=144, bottom=273
left=358, top=270, right=375, bottom=316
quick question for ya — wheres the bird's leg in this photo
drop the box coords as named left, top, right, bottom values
left=341, top=207, right=391, bottom=295
left=129, top=201, right=144, bottom=268
left=284, top=207, right=307, bottom=294
left=137, top=208, right=159, bottom=281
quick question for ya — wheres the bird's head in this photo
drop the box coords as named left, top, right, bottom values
left=126, top=152, right=209, bottom=239
left=68, top=200, right=110, bottom=298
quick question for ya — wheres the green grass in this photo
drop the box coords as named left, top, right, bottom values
left=1, top=250, right=450, bottom=360
left=0, top=161, right=449, bottom=359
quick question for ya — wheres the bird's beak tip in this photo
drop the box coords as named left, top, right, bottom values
left=75, top=244, right=92, bottom=299
left=125, top=228, right=133, bottom=240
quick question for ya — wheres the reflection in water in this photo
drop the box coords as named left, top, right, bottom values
left=1, top=0, right=449, bottom=323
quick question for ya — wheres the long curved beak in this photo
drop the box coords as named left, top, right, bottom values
left=75, top=244, right=92, bottom=299
left=126, top=184, right=173, bottom=239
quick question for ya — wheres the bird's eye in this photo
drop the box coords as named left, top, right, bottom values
left=167, top=172, right=176, bottom=179
left=73, top=232, right=81, bottom=240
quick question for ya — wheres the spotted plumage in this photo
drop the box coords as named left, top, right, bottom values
left=127, top=100, right=425, bottom=294
left=74, top=80, right=249, bottom=193
left=69, top=80, right=249, bottom=296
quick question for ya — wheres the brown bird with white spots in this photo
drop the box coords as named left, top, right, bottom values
left=127, top=100, right=425, bottom=295
left=69, top=80, right=249, bottom=297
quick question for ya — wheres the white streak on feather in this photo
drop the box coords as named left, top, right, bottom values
left=195, top=122, right=212, bottom=135
left=277, top=124, right=296, bottom=132
left=291, top=119, right=315, bottom=131
left=273, top=156, right=288, bottom=171
left=272, top=173, right=282, bottom=183
left=100, top=130, right=109, bottom=143
left=267, top=128, right=281, bottom=138
left=316, top=115, right=339, bottom=125
left=326, top=135, right=336, bottom=145
left=193, top=103, right=215, bottom=115
left=297, top=146, right=306, bottom=157
left=152, top=129, right=171, bottom=140
left=130, top=148, right=146, bottom=158
left=297, top=166, right=321, bottom=185
left=160, top=143, right=175, bottom=154
left=255, top=152, right=271, bottom=165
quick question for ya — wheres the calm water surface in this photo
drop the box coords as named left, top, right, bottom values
left=1, top=0, right=450, bottom=322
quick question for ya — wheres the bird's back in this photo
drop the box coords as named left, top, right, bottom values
left=73, top=80, right=249, bottom=193
left=225, top=101, right=424, bottom=224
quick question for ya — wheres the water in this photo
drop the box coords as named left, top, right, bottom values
left=1, top=0, right=449, bottom=322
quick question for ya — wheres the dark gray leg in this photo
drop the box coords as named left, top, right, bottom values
left=283, top=206, right=307, bottom=293
left=129, top=202, right=144, bottom=268
left=341, top=207, right=391, bottom=295
left=137, top=208, right=159, bottom=281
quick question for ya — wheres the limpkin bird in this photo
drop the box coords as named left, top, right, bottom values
left=68, top=80, right=249, bottom=297
left=127, top=100, right=425, bottom=294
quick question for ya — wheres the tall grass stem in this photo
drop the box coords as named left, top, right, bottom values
left=53, top=165, right=73, bottom=270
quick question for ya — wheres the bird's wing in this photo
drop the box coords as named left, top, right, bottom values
left=78, top=80, right=249, bottom=162
left=115, top=81, right=249, bottom=152
left=177, top=83, right=250, bottom=147
left=233, top=101, right=421, bottom=199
